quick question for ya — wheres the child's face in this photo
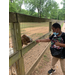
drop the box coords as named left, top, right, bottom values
left=52, top=26, right=60, bottom=33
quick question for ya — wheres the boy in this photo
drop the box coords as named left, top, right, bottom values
left=36, top=23, right=65, bottom=75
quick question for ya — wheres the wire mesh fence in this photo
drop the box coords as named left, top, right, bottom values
left=9, top=63, right=17, bottom=75
left=9, top=25, right=17, bottom=75
left=9, top=22, right=50, bottom=75
left=9, top=23, right=14, bottom=56
left=20, top=22, right=49, bottom=47
left=19, top=22, right=50, bottom=74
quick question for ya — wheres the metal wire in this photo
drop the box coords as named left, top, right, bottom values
left=9, top=63, right=17, bottom=75
left=20, top=22, right=49, bottom=39
left=9, top=22, right=49, bottom=75
left=9, top=23, right=19, bottom=75
left=9, top=23, right=14, bottom=56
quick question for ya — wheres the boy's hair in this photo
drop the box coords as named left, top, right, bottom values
left=52, top=23, right=61, bottom=29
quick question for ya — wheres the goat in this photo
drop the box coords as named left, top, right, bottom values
left=21, top=34, right=33, bottom=46
left=9, top=34, right=33, bottom=56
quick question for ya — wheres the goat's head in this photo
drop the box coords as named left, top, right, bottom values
left=21, top=35, right=33, bottom=46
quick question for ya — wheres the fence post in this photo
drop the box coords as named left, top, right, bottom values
left=10, top=22, right=25, bottom=75
left=49, top=22, right=52, bottom=37
left=10, top=23, right=17, bottom=53
left=14, top=22, right=25, bottom=75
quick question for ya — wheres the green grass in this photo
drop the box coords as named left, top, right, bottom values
left=43, top=55, right=49, bottom=62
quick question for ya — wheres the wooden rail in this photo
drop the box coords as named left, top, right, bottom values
left=9, top=12, right=63, bottom=23
left=9, top=12, right=64, bottom=75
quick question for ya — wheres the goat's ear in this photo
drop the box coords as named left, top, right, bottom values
left=23, top=35, right=26, bottom=37
left=21, top=35, right=25, bottom=38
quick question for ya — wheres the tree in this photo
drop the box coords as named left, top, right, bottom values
left=9, top=0, right=18, bottom=12
left=24, top=0, right=52, bottom=18
left=41, top=0, right=52, bottom=18
left=9, top=0, right=24, bottom=13
left=24, top=0, right=59, bottom=19
left=15, top=0, right=24, bottom=12
left=61, top=0, right=65, bottom=9
left=58, top=0, right=65, bottom=20
left=9, top=0, right=65, bottom=20
left=50, top=0, right=59, bottom=19
left=58, top=9, right=64, bottom=20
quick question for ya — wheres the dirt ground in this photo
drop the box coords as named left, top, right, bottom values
left=9, top=23, right=65, bottom=75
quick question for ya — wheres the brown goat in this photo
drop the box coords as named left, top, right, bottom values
left=21, top=35, right=33, bottom=46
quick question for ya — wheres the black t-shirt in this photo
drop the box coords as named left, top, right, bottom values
left=49, top=32, right=65, bottom=59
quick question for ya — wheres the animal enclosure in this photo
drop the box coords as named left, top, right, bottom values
left=9, top=12, right=64, bottom=75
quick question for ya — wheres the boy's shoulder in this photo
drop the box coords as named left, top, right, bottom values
left=62, top=32, right=65, bottom=34
left=49, top=32, right=65, bottom=40
left=49, top=34, right=54, bottom=40
left=61, top=32, right=65, bottom=37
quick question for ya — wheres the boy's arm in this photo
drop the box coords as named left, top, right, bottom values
left=36, top=39, right=50, bottom=43
left=60, top=43, right=65, bottom=47
left=40, top=39, right=51, bottom=42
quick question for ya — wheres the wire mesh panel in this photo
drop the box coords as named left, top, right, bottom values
left=19, top=22, right=51, bottom=74
left=9, top=23, right=17, bottom=75
left=9, top=63, right=17, bottom=75
left=20, top=22, right=49, bottom=47
left=9, top=23, right=14, bottom=56
left=9, top=21, right=51, bottom=75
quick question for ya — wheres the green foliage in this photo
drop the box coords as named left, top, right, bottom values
left=61, top=0, right=65, bottom=9
left=58, top=0, right=65, bottom=20
left=58, top=9, right=65, bottom=20
left=9, top=0, right=65, bottom=20
left=9, top=0, right=18, bottom=12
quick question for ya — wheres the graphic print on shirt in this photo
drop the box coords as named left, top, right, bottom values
left=51, top=36, right=64, bottom=49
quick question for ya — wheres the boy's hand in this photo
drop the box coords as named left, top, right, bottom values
left=36, top=39, right=40, bottom=43
left=55, top=41, right=65, bottom=47
left=55, top=41, right=60, bottom=46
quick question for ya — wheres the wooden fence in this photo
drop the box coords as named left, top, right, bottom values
left=9, top=12, right=64, bottom=75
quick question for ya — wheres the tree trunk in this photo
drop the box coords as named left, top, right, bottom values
left=39, top=0, right=41, bottom=18
left=20, top=5, right=21, bottom=12
left=11, top=0, right=13, bottom=3
left=40, top=11, right=41, bottom=18
left=37, top=8, right=40, bottom=17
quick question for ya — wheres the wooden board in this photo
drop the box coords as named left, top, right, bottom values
left=9, top=12, right=17, bottom=22
left=9, top=12, right=64, bottom=23
left=9, top=51, right=21, bottom=67
left=17, top=13, right=51, bottom=22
